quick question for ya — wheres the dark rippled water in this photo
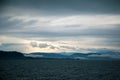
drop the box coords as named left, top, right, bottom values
left=0, top=59, right=120, bottom=80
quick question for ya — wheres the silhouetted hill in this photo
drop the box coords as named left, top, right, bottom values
left=0, top=51, right=24, bottom=59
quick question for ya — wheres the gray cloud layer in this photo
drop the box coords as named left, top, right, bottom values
left=1, top=0, right=120, bottom=15
left=0, top=0, right=120, bottom=52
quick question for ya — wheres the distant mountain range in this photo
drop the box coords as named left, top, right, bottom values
left=25, top=50, right=120, bottom=60
left=0, top=51, right=24, bottom=59
left=0, top=50, right=120, bottom=60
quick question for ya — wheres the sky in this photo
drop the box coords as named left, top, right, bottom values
left=0, top=0, right=120, bottom=53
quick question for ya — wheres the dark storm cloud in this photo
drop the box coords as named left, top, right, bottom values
left=0, top=0, right=8, bottom=11
left=0, top=27, right=120, bottom=38
left=1, top=0, right=120, bottom=15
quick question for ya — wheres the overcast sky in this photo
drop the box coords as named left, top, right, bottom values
left=0, top=0, right=120, bottom=53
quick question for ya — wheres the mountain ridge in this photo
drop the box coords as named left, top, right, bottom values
left=0, top=50, right=120, bottom=60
